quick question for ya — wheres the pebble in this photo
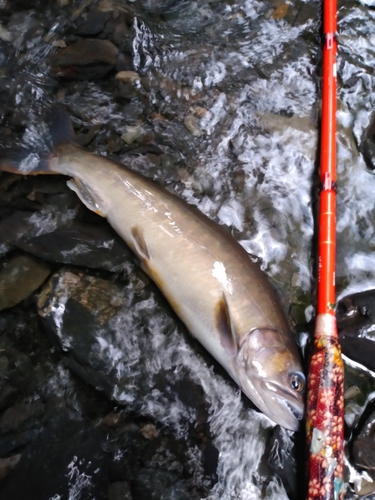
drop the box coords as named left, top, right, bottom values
left=271, top=4, right=289, bottom=20
left=183, top=115, right=203, bottom=137
left=189, top=106, right=207, bottom=118
left=140, top=423, right=158, bottom=440
left=0, top=25, right=12, bottom=42
left=121, top=125, right=145, bottom=144
left=52, top=39, right=66, bottom=48
left=115, top=70, right=141, bottom=84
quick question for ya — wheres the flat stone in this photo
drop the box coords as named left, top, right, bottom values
left=0, top=255, right=51, bottom=311
left=183, top=115, right=203, bottom=137
left=51, top=38, right=118, bottom=67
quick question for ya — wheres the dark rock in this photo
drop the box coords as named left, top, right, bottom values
left=110, top=13, right=133, bottom=48
left=0, top=415, right=109, bottom=500
left=132, top=467, right=199, bottom=500
left=51, top=38, right=118, bottom=79
left=76, top=123, right=102, bottom=146
left=353, top=410, right=375, bottom=470
left=360, top=113, right=375, bottom=172
left=51, top=39, right=118, bottom=66
left=116, top=52, right=133, bottom=72
left=0, top=254, right=51, bottom=311
left=75, top=11, right=111, bottom=36
left=201, top=440, right=218, bottom=482
left=0, top=211, right=133, bottom=272
left=337, top=289, right=375, bottom=325
left=0, top=454, right=21, bottom=481
left=0, top=383, right=18, bottom=413
left=337, top=289, right=375, bottom=371
left=0, top=401, right=45, bottom=433
left=108, top=481, right=132, bottom=500
left=268, top=426, right=305, bottom=500
left=52, top=62, right=116, bottom=80
left=7, top=11, right=45, bottom=52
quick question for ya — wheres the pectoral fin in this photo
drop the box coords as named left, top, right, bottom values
left=216, top=294, right=238, bottom=357
left=67, top=179, right=105, bottom=217
left=130, top=226, right=150, bottom=261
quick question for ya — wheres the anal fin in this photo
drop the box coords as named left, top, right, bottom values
left=67, top=179, right=105, bottom=217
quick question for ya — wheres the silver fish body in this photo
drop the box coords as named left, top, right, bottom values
left=1, top=138, right=305, bottom=430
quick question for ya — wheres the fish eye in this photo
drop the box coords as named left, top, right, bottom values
left=289, top=372, right=305, bottom=392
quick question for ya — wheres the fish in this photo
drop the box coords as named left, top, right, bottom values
left=0, top=110, right=305, bottom=430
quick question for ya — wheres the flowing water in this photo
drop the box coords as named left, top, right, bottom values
left=1, top=0, right=375, bottom=499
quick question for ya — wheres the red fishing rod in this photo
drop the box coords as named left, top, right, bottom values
left=306, top=1, right=344, bottom=499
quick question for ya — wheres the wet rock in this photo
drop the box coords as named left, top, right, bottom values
left=338, top=289, right=375, bottom=324
left=0, top=454, right=21, bottom=481
left=75, top=11, right=111, bottom=36
left=115, top=52, right=133, bottom=72
left=52, top=38, right=118, bottom=66
left=360, top=112, right=375, bottom=172
left=0, top=415, right=109, bottom=500
left=0, top=383, right=18, bottom=413
left=107, top=134, right=124, bottom=154
left=133, top=468, right=199, bottom=500
left=201, top=440, right=219, bottom=482
left=7, top=11, right=45, bottom=52
left=0, top=402, right=45, bottom=433
left=35, top=266, right=211, bottom=436
left=268, top=426, right=304, bottom=500
left=76, top=123, right=102, bottom=146
left=0, top=254, right=51, bottom=311
left=108, top=481, right=132, bottom=500
left=0, top=211, right=132, bottom=273
left=353, top=410, right=375, bottom=470
left=337, top=289, right=375, bottom=372
left=51, top=38, right=118, bottom=79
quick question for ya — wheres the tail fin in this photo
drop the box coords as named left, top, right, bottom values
left=0, top=149, right=54, bottom=175
left=0, top=106, right=75, bottom=175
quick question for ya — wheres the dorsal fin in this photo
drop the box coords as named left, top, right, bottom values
left=215, top=294, right=238, bottom=357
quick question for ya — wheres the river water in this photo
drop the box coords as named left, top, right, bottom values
left=0, top=0, right=375, bottom=499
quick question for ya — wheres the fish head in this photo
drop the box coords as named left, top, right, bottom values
left=234, top=328, right=305, bottom=431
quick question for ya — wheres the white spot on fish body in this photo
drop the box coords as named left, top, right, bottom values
left=212, top=261, right=233, bottom=294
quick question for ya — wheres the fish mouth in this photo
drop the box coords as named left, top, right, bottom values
left=265, top=381, right=305, bottom=430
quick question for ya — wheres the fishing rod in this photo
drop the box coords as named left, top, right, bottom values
left=305, top=0, right=345, bottom=499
